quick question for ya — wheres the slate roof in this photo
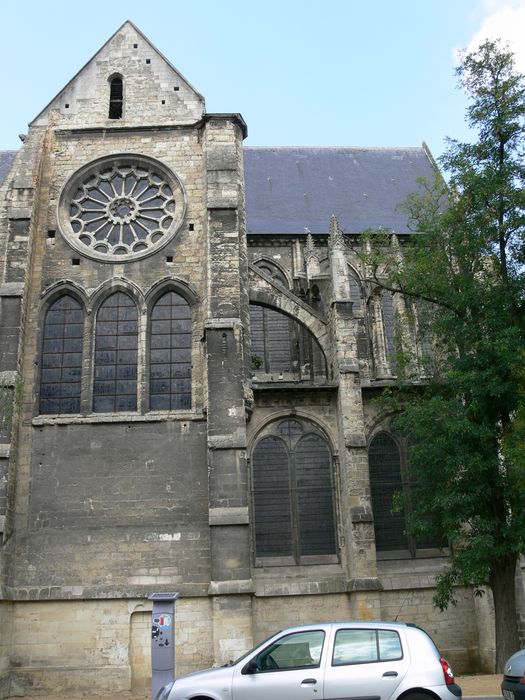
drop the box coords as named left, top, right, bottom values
left=0, top=151, right=17, bottom=186
left=243, top=146, right=438, bottom=235
left=1, top=145, right=438, bottom=235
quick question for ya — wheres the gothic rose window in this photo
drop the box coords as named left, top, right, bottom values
left=58, top=155, right=186, bottom=262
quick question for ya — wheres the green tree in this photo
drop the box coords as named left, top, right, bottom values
left=364, top=40, right=525, bottom=671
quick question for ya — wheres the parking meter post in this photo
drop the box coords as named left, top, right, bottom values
left=148, top=592, right=180, bottom=700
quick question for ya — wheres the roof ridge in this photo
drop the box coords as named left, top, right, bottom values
left=243, top=145, right=425, bottom=151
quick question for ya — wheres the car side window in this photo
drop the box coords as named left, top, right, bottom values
left=378, top=630, right=403, bottom=660
left=332, top=629, right=403, bottom=666
left=255, top=630, right=325, bottom=671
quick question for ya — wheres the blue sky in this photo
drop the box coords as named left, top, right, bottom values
left=2, top=0, right=525, bottom=159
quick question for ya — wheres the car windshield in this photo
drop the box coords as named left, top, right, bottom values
left=227, top=632, right=283, bottom=666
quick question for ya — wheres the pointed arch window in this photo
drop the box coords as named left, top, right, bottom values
left=251, top=418, right=337, bottom=564
left=109, top=76, right=123, bottom=119
left=40, top=295, right=83, bottom=414
left=250, top=304, right=328, bottom=381
left=149, top=291, right=192, bottom=410
left=369, top=431, right=444, bottom=556
left=93, top=292, right=138, bottom=412
left=254, top=260, right=289, bottom=288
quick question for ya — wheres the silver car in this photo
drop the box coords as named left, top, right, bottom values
left=157, top=621, right=461, bottom=700
left=502, top=648, right=525, bottom=700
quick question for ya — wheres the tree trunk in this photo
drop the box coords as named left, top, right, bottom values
left=490, top=553, right=521, bottom=672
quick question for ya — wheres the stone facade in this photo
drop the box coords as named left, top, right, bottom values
left=0, top=20, right=506, bottom=699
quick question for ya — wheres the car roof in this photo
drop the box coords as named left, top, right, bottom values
left=275, top=621, right=413, bottom=634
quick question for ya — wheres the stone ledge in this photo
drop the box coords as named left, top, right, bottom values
left=32, top=412, right=206, bottom=426
left=208, top=579, right=254, bottom=595
left=204, top=318, right=242, bottom=330
left=0, top=283, right=24, bottom=297
left=207, top=433, right=246, bottom=450
left=255, top=577, right=348, bottom=597
left=0, top=371, right=17, bottom=386
left=345, top=434, right=367, bottom=447
left=3, top=583, right=209, bottom=601
left=350, top=506, right=373, bottom=523
left=7, top=209, right=31, bottom=220
left=209, top=507, right=249, bottom=526
left=347, top=577, right=383, bottom=592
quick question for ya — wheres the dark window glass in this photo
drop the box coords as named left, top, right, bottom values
left=40, top=295, right=83, bottom=414
left=93, top=292, right=137, bottom=412
left=252, top=419, right=336, bottom=563
left=149, top=292, right=191, bottom=410
left=249, top=304, right=328, bottom=381
left=252, top=436, right=292, bottom=557
left=109, top=76, right=123, bottom=119
left=254, top=260, right=289, bottom=288
left=348, top=273, right=363, bottom=314
left=381, top=291, right=398, bottom=372
left=296, top=435, right=336, bottom=555
left=369, top=432, right=408, bottom=552
left=369, top=432, right=444, bottom=555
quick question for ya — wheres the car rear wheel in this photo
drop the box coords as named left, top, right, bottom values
left=401, top=692, right=438, bottom=700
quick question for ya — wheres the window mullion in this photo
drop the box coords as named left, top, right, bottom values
left=289, top=448, right=301, bottom=564
left=262, top=308, right=270, bottom=373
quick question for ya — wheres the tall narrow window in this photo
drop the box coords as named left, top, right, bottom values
left=381, top=290, right=398, bottom=372
left=348, top=271, right=363, bottom=314
left=252, top=418, right=336, bottom=564
left=93, top=292, right=137, bottom=412
left=149, top=291, right=192, bottom=410
left=109, top=76, right=123, bottom=119
left=369, top=432, right=408, bottom=552
left=40, top=295, right=83, bottom=414
left=369, top=431, right=444, bottom=555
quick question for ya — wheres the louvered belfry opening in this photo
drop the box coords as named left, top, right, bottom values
left=109, top=76, right=123, bottom=119
left=252, top=418, right=336, bottom=563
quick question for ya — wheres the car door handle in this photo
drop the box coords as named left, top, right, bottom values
left=302, top=678, right=317, bottom=685
left=383, top=671, right=398, bottom=678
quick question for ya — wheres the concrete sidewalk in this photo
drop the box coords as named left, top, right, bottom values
left=456, top=674, right=501, bottom=697
left=5, top=675, right=503, bottom=700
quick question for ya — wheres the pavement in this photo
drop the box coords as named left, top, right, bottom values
left=4, top=675, right=503, bottom=700
left=456, top=674, right=502, bottom=697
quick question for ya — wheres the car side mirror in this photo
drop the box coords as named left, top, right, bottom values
left=241, top=659, right=258, bottom=675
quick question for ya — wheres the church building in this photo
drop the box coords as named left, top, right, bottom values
left=0, top=21, right=496, bottom=698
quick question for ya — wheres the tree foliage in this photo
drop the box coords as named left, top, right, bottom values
left=364, top=41, right=525, bottom=671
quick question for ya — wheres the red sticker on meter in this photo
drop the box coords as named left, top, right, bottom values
left=158, top=615, right=172, bottom=628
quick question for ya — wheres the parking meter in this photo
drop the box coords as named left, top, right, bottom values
left=148, top=592, right=180, bottom=700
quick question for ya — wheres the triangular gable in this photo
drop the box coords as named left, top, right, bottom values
left=30, top=20, right=205, bottom=129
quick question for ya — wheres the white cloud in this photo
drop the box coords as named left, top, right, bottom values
left=462, top=1, right=525, bottom=72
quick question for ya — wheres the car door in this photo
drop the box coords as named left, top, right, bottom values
left=323, top=626, right=410, bottom=700
left=232, top=629, right=326, bottom=700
